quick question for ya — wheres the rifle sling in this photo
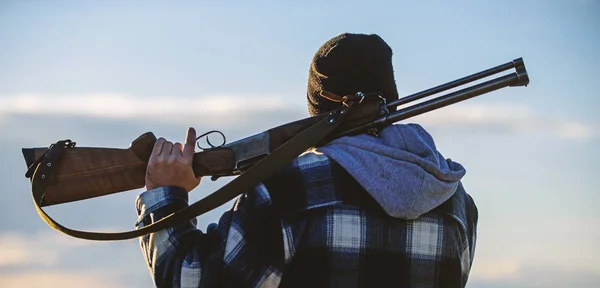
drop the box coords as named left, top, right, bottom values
left=29, top=101, right=370, bottom=241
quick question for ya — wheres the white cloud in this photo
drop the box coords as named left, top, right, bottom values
left=0, top=92, right=300, bottom=126
left=0, top=231, right=152, bottom=287
left=0, top=232, right=97, bottom=267
left=411, top=103, right=533, bottom=129
left=0, top=234, right=58, bottom=267
left=0, top=93, right=596, bottom=140
left=410, top=103, right=597, bottom=140
left=469, top=217, right=600, bottom=287
left=555, top=121, right=595, bottom=140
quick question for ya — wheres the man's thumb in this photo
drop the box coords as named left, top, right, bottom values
left=183, top=127, right=196, bottom=158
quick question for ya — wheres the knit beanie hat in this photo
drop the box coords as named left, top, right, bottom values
left=307, top=33, right=399, bottom=116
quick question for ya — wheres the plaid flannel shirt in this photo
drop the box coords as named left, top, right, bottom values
left=135, top=151, right=478, bottom=288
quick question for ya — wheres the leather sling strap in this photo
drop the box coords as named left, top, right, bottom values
left=28, top=97, right=372, bottom=241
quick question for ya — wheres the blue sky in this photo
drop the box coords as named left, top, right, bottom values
left=0, top=1, right=598, bottom=287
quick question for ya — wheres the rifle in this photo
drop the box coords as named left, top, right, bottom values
left=22, top=58, right=530, bottom=241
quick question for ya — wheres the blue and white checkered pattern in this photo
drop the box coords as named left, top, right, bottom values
left=135, top=152, right=478, bottom=288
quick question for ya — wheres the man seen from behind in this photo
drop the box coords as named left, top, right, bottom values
left=135, top=33, right=479, bottom=288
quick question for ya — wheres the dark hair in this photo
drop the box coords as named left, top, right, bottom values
left=306, top=33, right=399, bottom=116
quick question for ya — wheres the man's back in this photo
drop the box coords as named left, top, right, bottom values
left=135, top=32, right=478, bottom=288
left=135, top=123, right=478, bottom=288
left=265, top=151, right=478, bottom=287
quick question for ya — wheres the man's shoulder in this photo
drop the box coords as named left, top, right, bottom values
left=261, top=150, right=366, bottom=214
left=270, top=149, right=338, bottom=184
left=292, top=149, right=334, bottom=171
left=259, top=149, right=478, bottom=227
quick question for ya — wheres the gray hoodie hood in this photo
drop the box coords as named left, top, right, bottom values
left=316, top=123, right=466, bottom=219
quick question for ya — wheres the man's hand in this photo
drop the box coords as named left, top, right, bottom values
left=145, top=127, right=201, bottom=192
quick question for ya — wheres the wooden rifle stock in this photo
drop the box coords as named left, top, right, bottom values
left=23, top=145, right=148, bottom=206
left=23, top=58, right=530, bottom=209
left=22, top=114, right=330, bottom=206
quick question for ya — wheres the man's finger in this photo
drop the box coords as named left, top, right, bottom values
left=160, top=141, right=174, bottom=158
left=183, top=127, right=196, bottom=158
left=173, top=142, right=184, bottom=155
left=152, top=138, right=166, bottom=157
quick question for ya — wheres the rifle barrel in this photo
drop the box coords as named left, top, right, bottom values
left=387, top=58, right=528, bottom=109
left=335, top=58, right=529, bottom=138
left=382, top=72, right=525, bottom=125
